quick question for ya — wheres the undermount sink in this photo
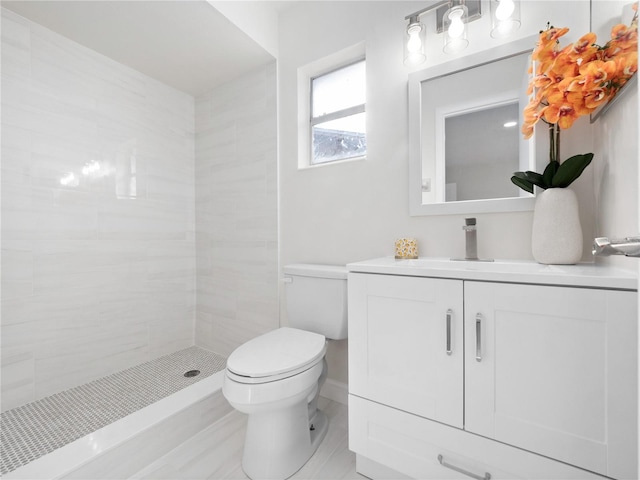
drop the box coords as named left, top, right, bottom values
left=402, top=257, right=548, bottom=273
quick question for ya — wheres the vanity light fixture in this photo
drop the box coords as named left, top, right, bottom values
left=404, top=0, right=520, bottom=67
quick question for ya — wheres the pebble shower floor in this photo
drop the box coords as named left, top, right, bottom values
left=0, top=346, right=227, bottom=475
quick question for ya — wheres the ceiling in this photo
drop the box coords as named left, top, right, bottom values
left=2, top=0, right=277, bottom=96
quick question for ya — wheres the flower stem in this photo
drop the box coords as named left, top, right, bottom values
left=548, top=122, right=555, bottom=163
left=555, top=123, right=560, bottom=163
left=549, top=123, right=560, bottom=164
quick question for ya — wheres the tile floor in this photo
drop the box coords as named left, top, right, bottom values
left=130, top=397, right=365, bottom=480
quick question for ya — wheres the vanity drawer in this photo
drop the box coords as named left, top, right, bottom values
left=349, top=395, right=608, bottom=480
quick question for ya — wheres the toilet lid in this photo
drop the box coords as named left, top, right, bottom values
left=227, top=327, right=326, bottom=379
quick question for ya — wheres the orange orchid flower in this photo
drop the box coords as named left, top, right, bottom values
left=606, top=23, right=638, bottom=58
left=524, top=17, right=637, bottom=136
left=578, top=60, right=618, bottom=89
left=567, top=33, right=599, bottom=65
left=583, top=88, right=610, bottom=110
left=521, top=99, right=548, bottom=138
left=533, top=27, right=570, bottom=73
left=519, top=10, right=637, bottom=178
left=514, top=3, right=638, bottom=194
left=614, top=50, right=638, bottom=78
left=542, top=101, right=580, bottom=130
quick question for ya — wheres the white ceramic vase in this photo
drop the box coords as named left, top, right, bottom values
left=531, top=188, right=583, bottom=264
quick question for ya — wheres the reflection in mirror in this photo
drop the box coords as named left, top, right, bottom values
left=409, top=35, right=540, bottom=216
left=444, top=102, right=520, bottom=202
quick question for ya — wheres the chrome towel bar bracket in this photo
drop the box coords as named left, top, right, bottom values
left=593, top=236, right=640, bottom=258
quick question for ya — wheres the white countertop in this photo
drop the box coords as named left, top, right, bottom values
left=347, top=257, right=638, bottom=291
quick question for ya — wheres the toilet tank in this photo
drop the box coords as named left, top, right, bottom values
left=283, top=264, right=348, bottom=340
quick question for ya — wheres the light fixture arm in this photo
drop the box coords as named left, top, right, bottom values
left=405, top=1, right=481, bottom=34
left=405, top=0, right=453, bottom=22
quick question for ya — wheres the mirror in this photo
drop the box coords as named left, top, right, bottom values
left=409, top=35, right=540, bottom=216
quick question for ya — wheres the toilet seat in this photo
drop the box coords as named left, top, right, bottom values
left=226, top=327, right=326, bottom=384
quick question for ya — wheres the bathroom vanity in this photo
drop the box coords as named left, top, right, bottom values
left=347, top=258, right=638, bottom=480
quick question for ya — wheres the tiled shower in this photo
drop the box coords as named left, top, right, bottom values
left=194, top=65, right=279, bottom=358
left=1, top=6, right=278, bottom=414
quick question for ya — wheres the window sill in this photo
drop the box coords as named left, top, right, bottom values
left=300, top=155, right=367, bottom=170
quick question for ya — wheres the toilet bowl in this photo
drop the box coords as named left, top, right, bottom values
left=222, top=264, right=348, bottom=480
left=223, top=328, right=329, bottom=480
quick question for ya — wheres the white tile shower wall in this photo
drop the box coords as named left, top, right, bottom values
left=1, top=9, right=196, bottom=411
left=194, top=62, right=278, bottom=357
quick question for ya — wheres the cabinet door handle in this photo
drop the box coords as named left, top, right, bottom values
left=446, top=309, right=453, bottom=355
left=438, top=454, right=491, bottom=480
left=475, top=313, right=483, bottom=362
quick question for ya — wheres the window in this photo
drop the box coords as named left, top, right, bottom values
left=310, top=59, right=366, bottom=165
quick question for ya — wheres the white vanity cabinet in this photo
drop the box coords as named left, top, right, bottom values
left=464, top=281, right=637, bottom=478
left=348, top=274, right=464, bottom=428
left=348, top=259, right=638, bottom=480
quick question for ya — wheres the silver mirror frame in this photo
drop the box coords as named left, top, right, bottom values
left=409, top=35, right=539, bottom=216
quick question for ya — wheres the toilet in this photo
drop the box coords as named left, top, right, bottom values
left=222, top=264, right=348, bottom=480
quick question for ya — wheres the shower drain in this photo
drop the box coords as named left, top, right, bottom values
left=183, top=370, right=201, bottom=378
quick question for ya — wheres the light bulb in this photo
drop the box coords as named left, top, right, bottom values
left=60, top=172, right=78, bottom=186
left=404, top=21, right=426, bottom=67
left=82, top=160, right=101, bottom=176
left=407, top=26, right=422, bottom=53
left=495, top=0, right=515, bottom=21
left=490, top=0, right=520, bottom=38
left=448, top=9, right=465, bottom=39
left=407, top=32, right=422, bottom=53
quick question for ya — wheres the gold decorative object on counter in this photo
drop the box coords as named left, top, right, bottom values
left=395, top=238, right=418, bottom=259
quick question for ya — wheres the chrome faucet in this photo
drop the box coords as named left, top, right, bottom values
left=451, top=218, right=493, bottom=262
left=463, top=218, right=478, bottom=260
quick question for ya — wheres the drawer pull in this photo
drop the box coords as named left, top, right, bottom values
left=446, top=309, right=453, bottom=355
left=438, top=454, right=491, bottom=480
left=475, top=313, right=483, bottom=362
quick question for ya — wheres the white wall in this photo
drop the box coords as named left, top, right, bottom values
left=279, top=1, right=593, bottom=267
left=591, top=0, right=639, bottom=269
left=1, top=9, right=196, bottom=410
left=593, top=82, right=639, bottom=269
left=277, top=1, right=633, bottom=384
left=194, top=62, right=279, bottom=357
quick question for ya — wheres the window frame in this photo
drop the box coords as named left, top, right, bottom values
left=308, top=57, right=366, bottom=166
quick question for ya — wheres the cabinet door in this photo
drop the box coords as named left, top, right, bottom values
left=465, top=281, right=638, bottom=479
left=349, top=273, right=464, bottom=428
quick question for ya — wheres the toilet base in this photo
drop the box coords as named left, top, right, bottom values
left=309, top=409, right=329, bottom=459
left=241, top=402, right=328, bottom=480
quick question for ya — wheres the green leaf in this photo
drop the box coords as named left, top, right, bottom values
left=542, top=161, right=559, bottom=188
left=513, top=171, right=547, bottom=190
left=511, top=175, right=534, bottom=194
left=551, top=153, right=594, bottom=188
